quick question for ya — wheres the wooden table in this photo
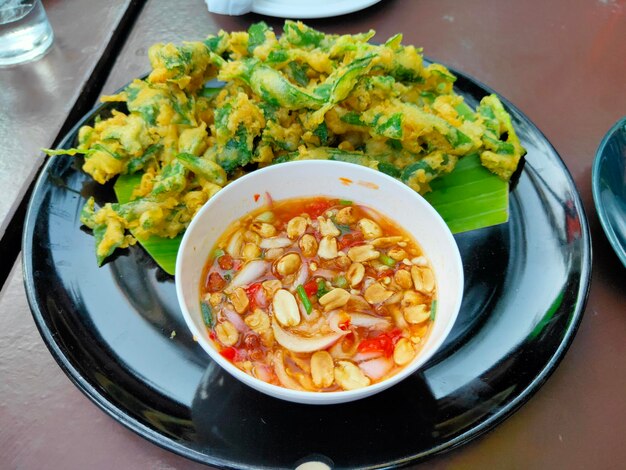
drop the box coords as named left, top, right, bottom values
left=2, top=0, right=625, bottom=468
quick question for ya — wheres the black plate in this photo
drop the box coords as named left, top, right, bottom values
left=23, top=68, right=591, bottom=469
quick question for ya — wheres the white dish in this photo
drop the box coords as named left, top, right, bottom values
left=175, top=160, right=464, bottom=404
left=252, top=0, right=383, bottom=19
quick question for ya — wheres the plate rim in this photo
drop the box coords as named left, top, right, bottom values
left=21, top=61, right=592, bottom=468
left=251, top=0, right=383, bottom=19
left=591, top=115, right=626, bottom=267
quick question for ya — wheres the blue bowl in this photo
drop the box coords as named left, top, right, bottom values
left=592, top=116, right=626, bottom=267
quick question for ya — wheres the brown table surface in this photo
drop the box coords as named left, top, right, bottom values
left=0, top=0, right=134, bottom=239
left=2, top=0, right=626, bottom=468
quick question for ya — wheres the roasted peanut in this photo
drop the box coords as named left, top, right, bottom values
left=334, top=361, right=371, bottom=390
left=371, top=236, right=404, bottom=247
left=364, top=282, right=394, bottom=304
left=317, top=217, right=340, bottom=237
left=259, top=237, right=292, bottom=249
left=388, top=304, right=408, bottom=329
left=388, top=247, right=408, bottom=261
left=393, top=338, right=415, bottom=365
left=241, top=242, right=261, bottom=260
left=317, top=236, right=338, bottom=259
left=215, top=320, right=238, bottom=346
left=245, top=309, right=271, bottom=333
left=403, top=304, right=430, bottom=324
left=335, top=206, right=356, bottom=225
left=347, top=294, right=370, bottom=311
left=384, top=291, right=403, bottom=304
left=394, top=269, right=413, bottom=289
left=276, top=252, right=302, bottom=276
left=311, top=351, right=334, bottom=388
left=357, top=218, right=383, bottom=239
left=250, top=222, right=277, bottom=238
left=411, top=265, right=435, bottom=293
left=318, top=288, right=350, bottom=310
left=259, top=328, right=274, bottom=348
left=243, top=230, right=262, bottom=245
left=299, top=234, right=318, bottom=257
left=264, top=247, right=284, bottom=260
left=286, top=216, right=307, bottom=239
left=347, top=244, right=380, bottom=263
left=272, top=289, right=301, bottom=326
left=346, top=262, right=365, bottom=287
left=226, top=229, right=244, bottom=257
left=208, top=292, right=224, bottom=307
left=401, top=291, right=430, bottom=324
left=335, top=253, right=351, bottom=269
left=262, top=279, right=282, bottom=297
left=229, top=287, right=249, bottom=313
left=411, top=256, right=427, bottom=266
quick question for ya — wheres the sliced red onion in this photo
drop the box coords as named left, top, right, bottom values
left=253, top=364, right=273, bottom=383
left=362, top=276, right=376, bottom=290
left=328, top=330, right=361, bottom=360
left=226, top=260, right=268, bottom=291
left=352, top=351, right=384, bottom=362
left=260, top=237, right=292, bottom=249
left=226, top=230, right=243, bottom=257
left=297, top=296, right=309, bottom=318
left=222, top=307, right=247, bottom=332
left=347, top=295, right=371, bottom=312
left=349, top=313, right=391, bottom=329
left=390, top=306, right=408, bottom=330
left=359, top=357, right=393, bottom=380
left=273, top=351, right=304, bottom=391
left=293, top=261, right=308, bottom=288
left=254, top=285, right=268, bottom=309
left=272, top=322, right=343, bottom=353
left=327, top=310, right=352, bottom=335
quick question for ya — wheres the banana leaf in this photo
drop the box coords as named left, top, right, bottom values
left=114, top=174, right=183, bottom=275
left=114, top=154, right=509, bottom=275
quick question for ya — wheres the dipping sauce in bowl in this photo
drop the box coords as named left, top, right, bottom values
left=200, top=197, right=436, bottom=392
left=176, top=160, right=463, bottom=404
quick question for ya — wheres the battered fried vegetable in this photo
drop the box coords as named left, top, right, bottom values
left=45, top=21, right=525, bottom=266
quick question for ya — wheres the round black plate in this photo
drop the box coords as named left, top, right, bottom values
left=23, top=69, right=591, bottom=469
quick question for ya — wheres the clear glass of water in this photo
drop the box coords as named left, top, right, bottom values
left=0, top=0, right=53, bottom=66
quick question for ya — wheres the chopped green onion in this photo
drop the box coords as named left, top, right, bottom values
left=213, top=248, right=225, bottom=258
left=336, top=223, right=351, bottom=235
left=430, top=300, right=437, bottom=321
left=296, top=285, right=313, bottom=314
left=378, top=253, right=396, bottom=267
left=316, top=278, right=330, bottom=298
left=333, top=275, right=348, bottom=289
left=201, top=301, right=214, bottom=327
left=339, top=199, right=352, bottom=205
left=224, top=272, right=232, bottom=281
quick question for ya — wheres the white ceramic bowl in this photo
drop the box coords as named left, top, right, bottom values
left=176, top=160, right=463, bottom=404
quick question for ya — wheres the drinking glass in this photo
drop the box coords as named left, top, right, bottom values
left=0, top=0, right=53, bottom=66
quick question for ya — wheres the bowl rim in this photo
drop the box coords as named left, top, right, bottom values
left=591, top=115, right=626, bottom=268
left=175, top=160, right=464, bottom=403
